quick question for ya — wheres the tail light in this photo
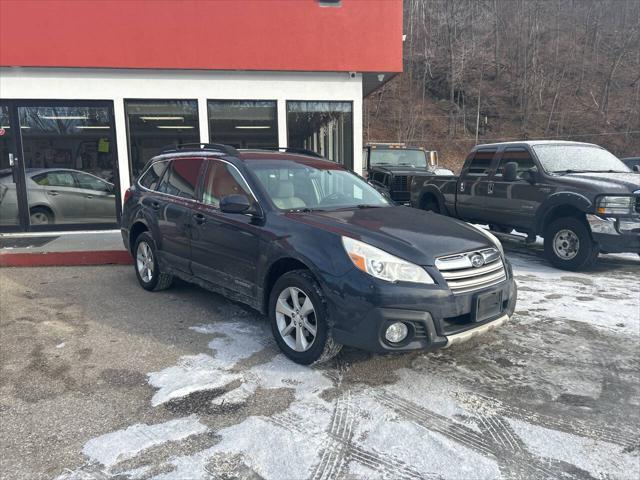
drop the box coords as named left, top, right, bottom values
left=123, top=187, right=133, bottom=203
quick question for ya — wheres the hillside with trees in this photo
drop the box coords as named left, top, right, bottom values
left=364, top=0, right=640, bottom=171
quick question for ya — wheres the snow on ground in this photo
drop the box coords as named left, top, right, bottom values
left=59, top=243, right=640, bottom=480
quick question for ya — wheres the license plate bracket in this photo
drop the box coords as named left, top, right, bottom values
left=474, top=290, right=503, bottom=322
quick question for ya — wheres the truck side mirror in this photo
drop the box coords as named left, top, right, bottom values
left=634, top=165, right=640, bottom=173
left=503, top=162, right=518, bottom=182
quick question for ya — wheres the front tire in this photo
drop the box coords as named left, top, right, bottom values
left=543, top=217, right=598, bottom=271
left=269, top=270, right=342, bottom=365
left=29, top=207, right=54, bottom=225
left=134, top=232, right=173, bottom=291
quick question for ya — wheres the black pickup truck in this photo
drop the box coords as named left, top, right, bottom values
left=410, top=141, right=640, bottom=270
left=363, top=143, right=452, bottom=204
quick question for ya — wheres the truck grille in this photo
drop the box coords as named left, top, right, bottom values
left=392, top=176, right=408, bottom=192
left=435, top=248, right=506, bottom=294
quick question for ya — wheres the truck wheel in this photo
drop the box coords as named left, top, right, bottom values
left=543, top=217, right=598, bottom=271
left=269, top=270, right=342, bottom=365
left=421, top=197, right=442, bottom=214
left=489, top=225, right=512, bottom=234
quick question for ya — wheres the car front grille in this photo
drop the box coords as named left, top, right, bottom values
left=392, top=175, right=408, bottom=192
left=435, top=248, right=506, bottom=295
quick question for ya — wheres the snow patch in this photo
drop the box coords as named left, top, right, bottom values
left=82, top=415, right=207, bottom=468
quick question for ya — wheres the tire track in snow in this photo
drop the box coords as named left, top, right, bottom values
left=467, top=392, right=637, bottom=449
left=376, top=390, right=596, bottom=480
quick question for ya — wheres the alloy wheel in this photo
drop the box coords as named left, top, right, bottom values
left=136, top=241, right=155, bottom=283
left=553, top=229, right=580, bottom=260
left=30, top=212, right=50, bottom=225
left=275, top=286, right=317, bottom=352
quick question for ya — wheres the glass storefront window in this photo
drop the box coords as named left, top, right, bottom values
left=18, top=104, right=118, bottom=226
left=208, top=100, right=278, bottom=149
left=0, top=104, right=20, bottom=227
left=126, top=100, right=199, bottom=178
left=287, top=101, right=353, bottom=169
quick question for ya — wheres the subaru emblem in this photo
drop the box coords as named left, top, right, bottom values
left=470, top=253, right=484, bottom=268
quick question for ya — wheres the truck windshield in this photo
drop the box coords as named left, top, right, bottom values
left=533, top=145, right=631, bottom=173
left=370, top=149, right=427, bottom=168
left=247, top=159, right=390, bottom=211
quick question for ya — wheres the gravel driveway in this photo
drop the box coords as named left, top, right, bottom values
left=1, top=240, right=638, bottom=480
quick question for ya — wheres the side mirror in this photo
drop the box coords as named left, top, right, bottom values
left=503, top=162, right=518, bottom=182
left=633, top=165, right=640, bottom=173
left=220, top=194, right=251, bottom=214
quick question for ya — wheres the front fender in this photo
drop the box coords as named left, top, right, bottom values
left=535, top=192, right=592, bottom=234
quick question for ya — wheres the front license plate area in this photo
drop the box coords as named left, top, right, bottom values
left=474, top=291, right=503, bottom=322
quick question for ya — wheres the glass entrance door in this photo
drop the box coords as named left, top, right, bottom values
left=0, top=103, right=28, bottom=230
left=0, top=100, right=120, bottom=232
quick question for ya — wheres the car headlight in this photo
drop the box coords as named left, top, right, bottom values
left=341, top=237, right=434, bottom=284
left=597, top=196, right=633, bottom=215
left=467, top=223, right=505, bottom=257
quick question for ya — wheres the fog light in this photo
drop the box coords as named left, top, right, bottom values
left=385, top=322, right=409, bottom=343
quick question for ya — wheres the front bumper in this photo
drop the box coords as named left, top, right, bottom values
left=587, top=214, right=640, bottom=253
left=326, top=260, right=517, bottom=353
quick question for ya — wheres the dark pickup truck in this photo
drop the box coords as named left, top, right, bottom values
left=410, top=141, right=640, bottom=270
left=364, top=143, right=452, bottom=204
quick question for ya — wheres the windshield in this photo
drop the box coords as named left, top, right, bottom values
left=246, top=159, right=390, bottom=211
left=370, top=149, right=427, bottom=168
left=533, top=145, right=631, bottom=173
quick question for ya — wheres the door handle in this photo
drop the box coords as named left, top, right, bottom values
left=49, top=190, right=60, bottom=196
left=488, top=182, right=494, bottom=194
left=192, top=213, right=206, bottom=225
left=85, top=195, right=94, bottom=199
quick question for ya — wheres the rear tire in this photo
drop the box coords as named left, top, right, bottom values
left=269, top=270, right=341, bottom=365
left=489, top=224, right=513, bottom=234
left=421, top=196, right=442, bottom=214
left=133, top=232, right=173, bottom=291
left=544, top=217, right=598, bottom=271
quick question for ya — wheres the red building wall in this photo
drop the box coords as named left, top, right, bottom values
left=0, top=0, right=402, bottom=73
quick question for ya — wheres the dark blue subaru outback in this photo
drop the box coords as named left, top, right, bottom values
left=121, top=144, right=517, bottom=364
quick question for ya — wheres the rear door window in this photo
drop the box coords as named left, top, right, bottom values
left=32, top=171, right=76, bottom=187
left=139, top=161, right=169, bottom=191
left=466, top=150, right=496, bottom=176
left=157, top=158, right=203, bottom=199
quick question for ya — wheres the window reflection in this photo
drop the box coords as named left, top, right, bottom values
left=126, top=100, right=199, bottom=178
left=287, top=101, right=353, bottom=169
left=208, top=100, right=278, bottom=149
left=0, top=104, right=20, bottom=226
left=18, top=104, right=118, bottom=226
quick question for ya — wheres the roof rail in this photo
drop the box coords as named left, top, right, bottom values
left=159, top=143, right=239, bottom=156
left=254, top=147, right=324, bottom=158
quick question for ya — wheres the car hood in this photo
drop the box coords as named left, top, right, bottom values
left=553, top=172, right=640, bottom=194
left=372, top=166, right=435, bottom=176
left=286, top=206, right=495, bottom=266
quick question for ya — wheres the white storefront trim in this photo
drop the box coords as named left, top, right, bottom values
left=0, top=67, right=363, bottom=201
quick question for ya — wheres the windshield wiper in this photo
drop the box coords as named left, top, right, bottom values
left=355, top=204, right=385, bottom=209
left=554, top=169, right=628, bottom=174
left=289, top=207, right=324, bottom=213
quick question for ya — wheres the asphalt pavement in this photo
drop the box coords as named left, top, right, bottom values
left=0, top=241, right=638, bottom=479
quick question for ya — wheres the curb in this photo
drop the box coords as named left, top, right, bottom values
left=0, top=250, right=134, bottom=267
